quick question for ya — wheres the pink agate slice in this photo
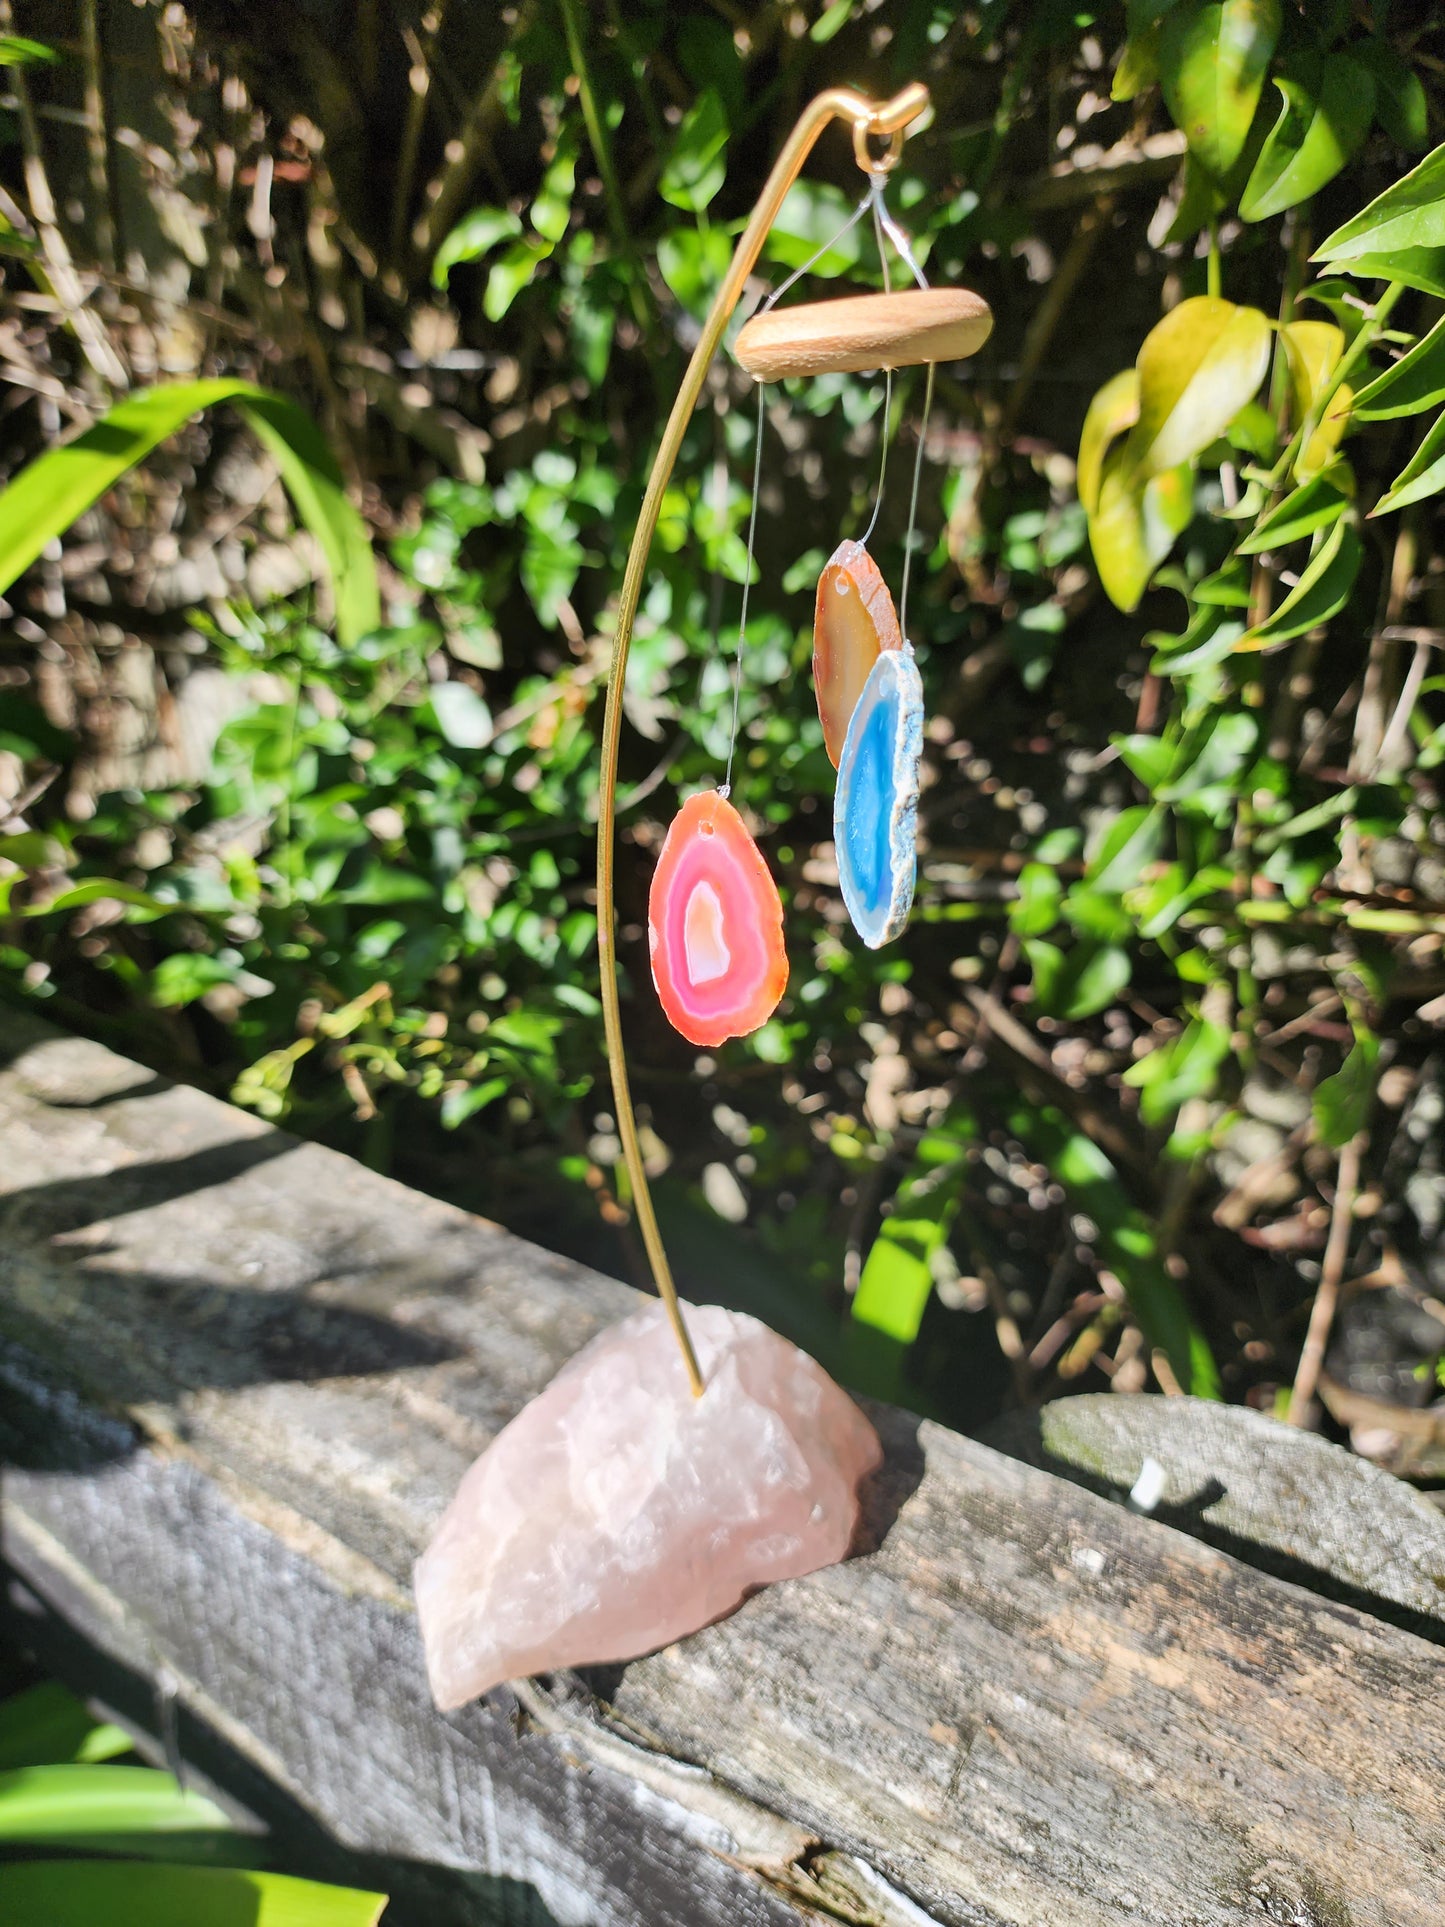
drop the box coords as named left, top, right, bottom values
left=414, top=1299, right=882, bottom=1711
left=647, top=790, right=788, bottom=1047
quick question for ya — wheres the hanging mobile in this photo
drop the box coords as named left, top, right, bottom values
left=737, top=148, right=981, bottom=948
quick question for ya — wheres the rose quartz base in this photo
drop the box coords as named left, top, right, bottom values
left=415, top=1300, right=881, bottom=1710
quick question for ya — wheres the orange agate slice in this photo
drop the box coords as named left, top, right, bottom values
left=813, top=538, right=902, bottom=767
left=648, top=791, right=788, bottom=1047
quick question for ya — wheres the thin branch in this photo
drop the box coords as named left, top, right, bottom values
left=1286, top=1136, right=1362, bottom=1428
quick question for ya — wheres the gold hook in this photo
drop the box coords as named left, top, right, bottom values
left=853, top=119, right=905, bottom=175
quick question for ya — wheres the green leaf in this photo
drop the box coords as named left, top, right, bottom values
left=1236, top=468, right=1350, bottom=550
left=1236, top=515, right=1361, bottom=647
left=1355, top=37, right=1429, bottom=153
left=1123, top=1017, right=1232, bottom=1126
left=426, top=681, right=493, bottom=749
left=0, top=34, right=58, bottom=63
left=1086, top=804, right=1167, bottom=892
left=1077, top=368, right=1140, bottom=516
left=431, top=207, right=523, bottom=288
left=0, top=382, right=378, bottom=647
left=483, top=237, right=552, bottom=321
left=440, top=1076, right=508, bottom=1129
left=0, top=1686, right=130, bottom=1771
left=1318, top=245, right=1445, bottom=299
left=1113, top=24, right=1161, bottom=102
left=1114, top=733, right=1178, bottom=791
left=1353, top=313, right=1445, bottom=419
left=852, top=1148, right=964, bottom=1347
left=148, top=952, right=239, bottom=1008
left=1129, top=297, right=1273, bottom=474
left=0, top=1861, right=387, bottom=1927
left=1087, top=452, right=1192, bottom=612
left=26, top=879, right=172, bottom=918
left=1313, top=1033, right=1378, bottom=1146
left=1373, top=407, right=1445, bottom=514
left=0, top=1765, right=232, bottom=1856
left=810, top=0, right=854, bottom=42
left=658, top=224, right=732, bottom=318
left=1159, top=0, right=1281, bottom=180
left=1009, top=861, right=1064, bottom=937
left=764, top=181, right=864, bottom=278
left=331, top=862, right=434, bottom=906
left=1239, top=56, right=1374, bottom=223
left=1316, top=140, right=1445, bottom=263
left=659, top=89, right=729, bottom=215
left=1025, top=938, right=1132, bottom=1019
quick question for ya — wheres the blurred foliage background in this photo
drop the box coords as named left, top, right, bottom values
left=4, top=0, right=1445, bottom=1463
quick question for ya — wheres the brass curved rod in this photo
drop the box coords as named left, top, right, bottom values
left=596, top=84, right=931, bottom=1397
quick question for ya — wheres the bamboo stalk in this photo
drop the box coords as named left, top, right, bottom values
left=596, top=83, right=930, bottom=1396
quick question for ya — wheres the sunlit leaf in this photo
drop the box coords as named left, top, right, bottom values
left=1236, top=515, right=1361, bottom=647
left=1354, top=314, right=1445, bottom=419
left=1373, top=406, right=1445, bottom=514
left=659, top=89, right=729, bottom=215
left=659, top=224, right=732, bottom=319
left=484, top=237, right=552, bottom=321
left=1313, top=1034, right=1378, bottom=1147
left=148, top=953, right=240, bottom=1008
left=425, top=681, right=493, bottom=749
left=1236, top=467, right=1351, bottom=551
left=1123, top=1017, right=1231, bottom=1126
left=1129, top=297, right=1272, bottom=474
left=0, top=1765, right=231, bottom=1856
left=1316, top=141, right=1445, bottom=264
left=0, top=382, right=378, bottom=647
left=763, top=180, right=863, bottom=278
left=431, top=207, right=523, bottom=289
left=1239, top=55, right=1373, bottom=224
left=1077, top=368, right=1140, bottom=516
left=1009, top=861, right=1064, bottom=936
left=852, top=1144, right=965, bottom=1346
left=0, top=1861, right=387, bottom=1927
left=0, top=34, right=58, bottom=63
left=1159, top=0, right=1281, bottom=181
left=1281, top=318, right=1352, bottom=476
left=1086, top=804, right=1167, bottom=892
left=1087, top=451, right=1192, bottom=612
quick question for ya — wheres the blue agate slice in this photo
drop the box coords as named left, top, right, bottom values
left=834, top=644, right=922, bottom=948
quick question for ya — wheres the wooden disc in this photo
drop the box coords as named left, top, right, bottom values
left=735, top=287, right=992, bottom=381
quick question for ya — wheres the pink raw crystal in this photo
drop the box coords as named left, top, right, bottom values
left=415, top=1299, right=882, bottom=1710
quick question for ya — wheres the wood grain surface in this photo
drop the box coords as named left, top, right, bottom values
left=2, top=1007, right=1443, bottom=1927
left=734, top=288, right=993, bottom=379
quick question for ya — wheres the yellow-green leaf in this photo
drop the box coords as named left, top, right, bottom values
left=1088, top=451, right=1193, bottom=612
left=1236, top=515, right=1361, bottom=648
left=1159, top=0, right=1281, bottom=180
left=1281, top=319, right=1352, bottom=477
left=1077, top=367, right=1140, bottom=515
left=0, top=1861, right=387, bottom=1927
left=1239, top=55, right=1374, bottom=224
left=1129, top=296, right=1272, bottom=474
left=1112, top=25, right=1160, bottom=103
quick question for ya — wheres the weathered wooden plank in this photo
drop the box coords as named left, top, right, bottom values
left=2, top=1006, right=1445, bottom=1926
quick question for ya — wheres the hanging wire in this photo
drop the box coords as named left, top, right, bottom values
left=721, top=375, right=767, bottom=795
left=899, top=359, right=936, bottom=643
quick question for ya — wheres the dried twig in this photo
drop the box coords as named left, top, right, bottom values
left=1286, top=1136, right=1362, bottom=1427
